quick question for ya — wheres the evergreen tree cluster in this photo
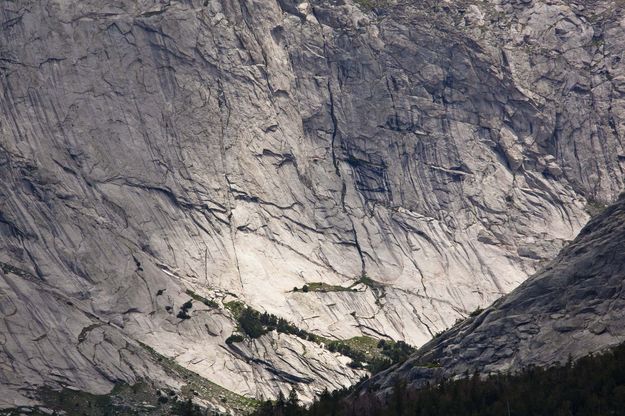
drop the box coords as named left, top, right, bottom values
left=253, top=383, right=362, bottom=416
left=327, top=341, right=368, bottom=368
left=378, top=340, right=415, bottom=367
left=177, top=300, right=193, bottom=320
left=254, top=386, right=362, bottom=416
left=230, top=305, right=416, bottom=374
left=172, top=398, right=204, bottom=416
left=236, top=307, right=316, bottom=340
left=254, top=341, right=625, bottom=416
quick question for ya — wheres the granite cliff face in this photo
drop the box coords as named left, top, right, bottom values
left=356, top=192, right=625, bottom=410
left=1, top=0, right=625, bottom=410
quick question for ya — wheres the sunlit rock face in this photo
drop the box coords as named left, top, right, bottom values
left=1, top=0, right=624, bottom=407
left=357, top=193, right=625, bottom=411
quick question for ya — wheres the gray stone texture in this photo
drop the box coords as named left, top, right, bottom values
left=0, top=0, right=624, bottom=407
left=361, top=193, right=625, bottom=407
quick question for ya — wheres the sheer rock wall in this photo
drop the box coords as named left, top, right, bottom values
left=0, top=0, right=624, bottom=407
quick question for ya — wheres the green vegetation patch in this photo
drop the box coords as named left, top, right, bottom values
left=292, top=274, right=385, bottom=294
left=185, top=289, right=219, bottom=308
left=356, top=274, right=383, bottom=289
left=229, top=306, right=317, bottom=341
left=414, top=360, right=441, bottom=369
left=224, top=302, right=415, bottom=373
left=226, top=334, right=245, bottom=344
left=292, top=282, right=357, bottom=293
left=224, top=300, right=246, bottom=317
left=177, top=299, right=193, bottom=320
left=333, top=338, right=416, bottom=373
